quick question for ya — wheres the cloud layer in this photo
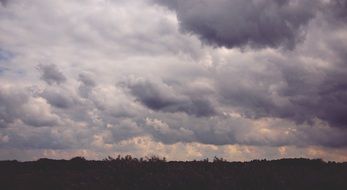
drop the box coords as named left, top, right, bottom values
left=0, top=0, right=347, bottom=161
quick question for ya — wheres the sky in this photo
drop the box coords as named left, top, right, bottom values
left=0, top=0, right=347, bottom=161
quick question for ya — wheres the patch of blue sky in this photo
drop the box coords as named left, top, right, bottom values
left=0, top=49, right=14, bottom=74
left=0, top=49, right=13, bottom=61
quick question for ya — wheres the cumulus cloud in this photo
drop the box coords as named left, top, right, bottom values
left=122, top=76, right=216, bottom=117
left=145, top=117, right=194, bottom=144
left=37, top=64, right=66, bottom=85
left=40, top=88, right=76, bottom=109
left=0, top=85, right=59, bottom=128
left=78, top=72, right=96, bottom=98
left=0, top=86, right=28, bottom=128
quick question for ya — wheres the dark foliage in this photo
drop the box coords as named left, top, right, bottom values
left=0, top=156, right=346, bottom=190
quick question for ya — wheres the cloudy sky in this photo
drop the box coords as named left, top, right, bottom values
left=0, top=0, right=347, bottom=161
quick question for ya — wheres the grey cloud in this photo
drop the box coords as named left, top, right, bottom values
left=302, top=125, right=347, bottom=148
left=145, top=117, right=195, bottom=144
left=21, top=115, right=58, bottom=128
left=41, top=88, right=75, bottom=109
left=37, top=64, right=66, bottom=85
left=122, top=77, right=216, bottom=117
left=109, top=119, right=144, bottom=142
left=0, top=0, right=8, bottom=6
left=215, top=58, right=283, bottom=119
left=143, top=113, right=285, bottom=146
left=0, top=87, right=28, bottom=128
left=0, top=123, right=96, bottom=150
left=142, top=111, right=347, bottom=148
left=79, top=73, right=96, bottom=87
left=19, top=97, right=60, bottom=127
left=0, top=86, right=59, bottom=128
left=78, top=73, right=96, bottom=98
left=214, top=46, right=347, bottom=129
left=154, top=0, right=320, bottom=49
left=276, top=61, right=347, bottom=128
left=326, top=0, right=347, bottom=22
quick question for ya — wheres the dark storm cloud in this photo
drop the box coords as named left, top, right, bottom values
left=215, top=47, right=347, bottom=130
left=0, top=0, right=8, bottom=6
left=150, top=0, right=347, bottom=129
left=326, top=0, right=347, bottom=22
left=122, top=77, right=216, bottom=117
left=154, top=0, right=319, bottom=49
left=37, top=64, right=66, bottom=85
left=276, top=61, right=347, bottom=128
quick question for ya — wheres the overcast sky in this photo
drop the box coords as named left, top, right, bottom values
left=1, top=0, right=347, bottom=161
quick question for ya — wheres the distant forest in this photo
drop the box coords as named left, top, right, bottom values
left=1, top=156, right=346, bottom=190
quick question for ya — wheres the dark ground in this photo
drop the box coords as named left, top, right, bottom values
left=0, top=156, right=346, bottom=190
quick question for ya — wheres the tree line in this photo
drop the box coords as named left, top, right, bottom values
left=0, top=155, right=346, bottom=190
